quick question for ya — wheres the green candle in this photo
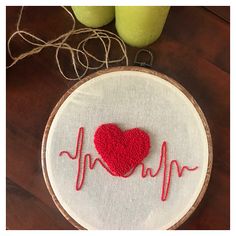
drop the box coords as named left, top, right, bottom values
left=72, top=6, right=115, bottom=28
left=115, top=6, right=170, bottom=47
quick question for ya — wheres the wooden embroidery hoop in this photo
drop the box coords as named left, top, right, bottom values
left=41, top=66, right=213, bottom=230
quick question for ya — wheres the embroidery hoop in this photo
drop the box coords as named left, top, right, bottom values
left=41, top=66, right=213, bottom=229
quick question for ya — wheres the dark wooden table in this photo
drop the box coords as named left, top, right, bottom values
left=6, top=6, right=230, bottom=230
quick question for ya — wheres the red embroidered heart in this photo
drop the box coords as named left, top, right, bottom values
left=94, top=123, right=150, bottom=176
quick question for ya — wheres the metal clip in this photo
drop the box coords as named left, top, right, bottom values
left=134, top=49, right=154, bottom=68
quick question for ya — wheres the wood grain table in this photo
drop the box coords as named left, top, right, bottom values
left=6, top=6, right=230, bottom=230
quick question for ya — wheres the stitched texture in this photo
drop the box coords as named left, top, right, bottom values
left=94, top=123, right=151, bottom=176
left=60, top=127, right=198, bottom=201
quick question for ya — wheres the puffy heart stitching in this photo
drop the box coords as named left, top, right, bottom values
left=94, top=123, right=151, bottom=176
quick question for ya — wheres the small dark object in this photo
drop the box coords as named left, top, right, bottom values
left=134, top=49, right=154, bottom=68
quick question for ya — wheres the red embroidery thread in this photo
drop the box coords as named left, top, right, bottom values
left=94, top=123, right=151, bottom=176
left=59, top=127, right=198, bottom=201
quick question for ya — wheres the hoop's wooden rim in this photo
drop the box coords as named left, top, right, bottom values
left=41, top=66, right=213, bottom=230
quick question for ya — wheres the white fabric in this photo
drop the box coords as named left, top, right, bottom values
left=46, top=71, right=209, bottom=229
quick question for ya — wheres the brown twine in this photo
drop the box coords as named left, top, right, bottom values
left=7, top=6, right=129, bottom=81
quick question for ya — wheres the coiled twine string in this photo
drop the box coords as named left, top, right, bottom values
left=7, top=6, right=129, bottom=81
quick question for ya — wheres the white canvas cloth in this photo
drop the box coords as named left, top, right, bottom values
left=45, top=70, right=209, bottom=229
